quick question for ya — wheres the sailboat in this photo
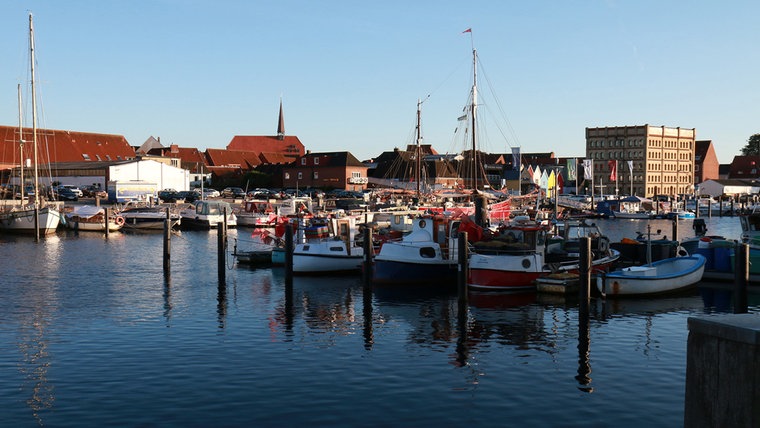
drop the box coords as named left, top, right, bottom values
left=0, top=14, right=62, bottom=236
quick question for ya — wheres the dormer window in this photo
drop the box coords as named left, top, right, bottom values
left=82, top=154, right=91, bottom=160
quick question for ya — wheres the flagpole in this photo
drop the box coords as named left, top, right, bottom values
left=615, top=160, right=619, bottom=197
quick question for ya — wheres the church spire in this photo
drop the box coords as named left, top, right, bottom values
left=277, top=97, right=285, bottom=140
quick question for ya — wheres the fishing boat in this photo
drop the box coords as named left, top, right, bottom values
left=117, top=201, right=181, bottom=230
left=467, top=217, right=619, bottom=292
left=468, top=216, right=549, bottom=292
left=0, top=15, right=62, bottom=236
left=292, top=217, right=365, bottom=274
left=64, top=206, right=124, bottom=232
left=373, top=215, right=463, bottom=286
left=178, top=200, right=237, bottom=230
left=599, top=254, right=706, bottom=297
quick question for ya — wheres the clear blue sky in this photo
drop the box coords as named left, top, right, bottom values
left=0, top=1, right=757, bottom=164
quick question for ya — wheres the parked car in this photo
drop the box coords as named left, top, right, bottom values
left=56, top=187, right=79, bottom=201
left=57, top=185, right=83, bottom=197
left=176, top=190, right=199, bottom=203
left=158, top=190, right=181, bottom=203
left=222, top=187, right=246, bottom=198
left=202, top=188, right=220, bottom=198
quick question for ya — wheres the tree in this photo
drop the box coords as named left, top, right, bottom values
left=740, top=134, right=760, bottom=155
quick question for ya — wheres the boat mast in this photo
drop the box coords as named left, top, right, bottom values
left=29, top=13, right=39, bottom=208
left=17, top=84, right=24, bottom=202
left=415, top=98, right=422, bottom=199
left=471, top=48, right=478, bottom=191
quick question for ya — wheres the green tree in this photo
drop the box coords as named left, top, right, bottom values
left=740, top=133, right=760, bottom=155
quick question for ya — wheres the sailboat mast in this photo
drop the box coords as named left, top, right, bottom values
left=29, top=13, right=39, bottom=207
left=17, top=84, right=24, bottom=201
left=415, top=98, right=422, bottom=198
left=471, top=48, right=478, bottom=191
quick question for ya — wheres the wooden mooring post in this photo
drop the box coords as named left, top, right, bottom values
left=576, top=236, right=593, bottom=392
left=362, top=225, right=373, bottom=289
left=103, top=207, right=109, bottom=237
left=457, top=232, right=469, bottom=320
left=671, top=216, right=678, bottom=242
left=578, top=237, right=591, bottom=311
left=163, top=207, right=171, bottom=274
left=285, top=223, right=294, bottom=288
left=217, top=208, right=227, bottom=284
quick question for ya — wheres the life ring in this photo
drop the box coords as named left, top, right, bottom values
left=115, top=216, right=125, bottom=226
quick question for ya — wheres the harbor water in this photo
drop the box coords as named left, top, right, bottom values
left=0, top=216, right=754, bottom=427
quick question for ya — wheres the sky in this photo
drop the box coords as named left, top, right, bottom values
left=0, top=1, right=758, bottom=164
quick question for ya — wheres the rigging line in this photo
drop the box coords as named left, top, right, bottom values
left=477, top=57, right=522, bottom=149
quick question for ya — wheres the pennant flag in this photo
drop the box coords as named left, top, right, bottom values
left=608, top=160, right=617, bottom=181
left=583, top=159, right=593, bottom=180
left=567, top=158, right=577, bottom=180
left=462, top=28, right=472, bottom=33
left=627, top=160, right=634, bottom=172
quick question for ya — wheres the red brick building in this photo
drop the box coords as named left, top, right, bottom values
left=282, top=151, right=368, bottom=191
left=694, top=140, right=719, bottom=184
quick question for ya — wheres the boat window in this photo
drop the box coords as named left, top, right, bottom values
left=329, top=246, right=343, bottom=252
left=419, top=247, right=436, bottom=258
left=302, top=245, right=310, bottom=251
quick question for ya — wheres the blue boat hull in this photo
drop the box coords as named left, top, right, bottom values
left=372, top=259, right=458, bottom=287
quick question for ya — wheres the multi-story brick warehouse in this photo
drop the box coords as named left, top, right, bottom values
left=585, top=125, right=695, bottom=198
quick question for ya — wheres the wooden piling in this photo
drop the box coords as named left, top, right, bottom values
left=457, top=232, right=469, bottom=319
left=672, top=216, right=678, bottom=242
left=217, top=218, right=226, bottom=284
left=104, top=207, right=110, bottom=237
left=285, top=223, right=294, bottom=287
left=163, top=207, right=171, bottom=273
left=362, top=225, right=372, bottom=289
left=578, top=237, right=591, bottom=312
left=733, top=243, right=749, bottom=314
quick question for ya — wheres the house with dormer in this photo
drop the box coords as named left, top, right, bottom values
left=282, top=151, right=368, bottom=191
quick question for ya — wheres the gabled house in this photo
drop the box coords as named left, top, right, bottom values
left=694, top=140, right=719, bottom=184
left=282, top=151, right=368, bottom=191
left=0, top=125, right=134, bottom=166
left=728, top=156, right=760, bottom=179
left=226, top=100, right=305, bottom=160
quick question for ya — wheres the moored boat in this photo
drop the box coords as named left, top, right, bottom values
left=373, top=215, right=463, bottom=286
left=64, top=205, right=124, bottom=232
left=599, top=254, right=706, bottom=297
left=118, top=202, right=181, bottom=230
left=178, top=200, right=237, bottom=230
left=292, top=217, right=365, bottom=274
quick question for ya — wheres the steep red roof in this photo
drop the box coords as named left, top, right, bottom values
left=162, top=146, right=208, bottom=172
left=259, top=152, right=295, bottom=165
left=227, top=135, right=304, bottom=158
left=0, top=125, right=134, bottom=165
left=206, top=148, right=262, bottom=170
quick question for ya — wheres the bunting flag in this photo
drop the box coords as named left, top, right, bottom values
left=627, top=160, right=634, bottom=172
left=608, top=160, right=617, bottom=181
left=583, top=159, right=593, bottom=180
left=567, top=158, right=577, bottom=180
